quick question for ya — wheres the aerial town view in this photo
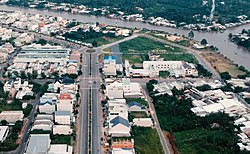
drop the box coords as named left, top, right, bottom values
left=0, top=0, right=249, bottom=154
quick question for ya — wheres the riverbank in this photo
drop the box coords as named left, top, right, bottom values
left=201, top=52, right=246, bottom=78
left=5, top=1, right=250, bottom=32
left=0, top=5, right=249, bottom=70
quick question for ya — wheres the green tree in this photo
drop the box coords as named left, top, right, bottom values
left=92, top=40, right=98, bottom=47
left=228, top=33, right=233, bottom=39
left=220, top=72, right=231, bottom=80
left=0, top=120, right=8, bottom=126
left=20, top=71, right=27, bottom=79
left=32, top=70, right=38, bottom=79
left=23, top=104, right=33, bottom=117
left=188, top=31, right=194, bottom=40
left=201, top=39, right=208, bottom=46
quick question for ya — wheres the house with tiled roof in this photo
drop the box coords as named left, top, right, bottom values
left=109, top=116, right=130, bottom=137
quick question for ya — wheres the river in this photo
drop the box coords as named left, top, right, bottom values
left=0, top=5, right=250, bottom=70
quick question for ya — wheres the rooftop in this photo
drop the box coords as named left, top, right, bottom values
left=0, top=126, right=8, bottom=141
left=26, top=134, right=50, bottom=154
left=110, top=116, right=129, bottom=127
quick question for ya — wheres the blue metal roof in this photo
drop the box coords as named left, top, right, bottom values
left=104, top=55, right=116, bottom=60
left=110, top=116, right=129, bottom=127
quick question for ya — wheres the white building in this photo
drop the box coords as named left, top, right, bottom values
left=49, top=144, right=73, bottom=154
left=0, top=111, right=24, bottom=123
left=0, top=126, right=9, bottom=142
left=54, top=111, right=72, bottom=125
left=103, top=56, right=117, bottom=76
left=108, top=99, right=128, bottom=121
left=122, top=78, right=142, bottom=98
left=25, top=134, right=51, bottom=154
left=132, top=118, right=153, bottom=127
left=15, top=81, right=34, bottom=99
left=143, top=61, right=198, bottom=77
left=39, top=101, right=56, bottom=114
left=14, top=43, right=70, bottom=63
left=3, top=79, right=14, bottom=92
left=53, top=125, right=72, bottom=135
left=126, top=60, right=198, bottom=77
left=109, top=116, right=130, bottom=137
left=106, top=81, right=124, bottom=99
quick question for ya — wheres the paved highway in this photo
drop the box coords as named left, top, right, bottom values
left=78, top=49, right=90, bottom=154
left=90, top=52, right=102, bottom=154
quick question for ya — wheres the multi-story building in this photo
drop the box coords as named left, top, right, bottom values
left=0, top=126, right=9, bottom=142
left=54, top=111, right=72, bottom=125
left=103, top=56, right=117, bottom=76
left=13, top=43, right=70, bottom=63
left=128, top=60, right=198, bottom=77
left=0, top=111, right=24, bottom=123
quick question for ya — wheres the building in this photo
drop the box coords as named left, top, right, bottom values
left=108, top=99, right=128, bottom=121
left=126, top=60, right=198, bottom=77
left=122, top=78, right=142, bottom=98
left=15, top=81, right=34, bottom=99
left=25, top=134, right=50, bottom=154
left=132, top=118, right=153, bottom=127
left=49, top=144, right=73, bottom=154
left=39, top=101, right=56, bottom=114
left=3, top=79, right=14, bottom=92
left=14, top=43, right=70, bottom=63
left=53, top=125, right=72, bottom=135
left=57, top=94, right=73, bottom=112
left=128, top=102, right=146, bottom=112
left=0, top=111, right=24, bottom=123
left=32, top=119, right=53, bottom=131
left=104, top=56, right=117, bottom=76
left=66, top=60, right=78, bottom=74
left=54, top=111, right=72, bottom=125
left=109, top=116, right=130, bottom=137
left=106, top=81, right=124, bottom=99
left=143, top=61, right=198, bottom=77
left=0, top=126, right=9, bottom=142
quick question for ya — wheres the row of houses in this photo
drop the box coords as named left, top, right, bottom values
left=3, top=78, right=34, bottom=99
left=25, top=134, right=73, bottom=154
left=5, top=43, right=80, bottom=78
left=24, top=77, right=78, bottom=154
left=103, top=77, right=153, bottom=153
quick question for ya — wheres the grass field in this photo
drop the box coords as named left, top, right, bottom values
left=103, top=47, right=112, bottom=52
left=119, top=36, right=197, bottom=64
left=119, top=36, right=184, bottom=53
left=132, top=127, right=164, bottom=154
left=201, top=52, right=245, bottom=77
left=126, top=98, right=148, bottom=106
left=51, top=135, right=72, bottom=145
left=174, top=128, right=238, bottom=154
left=128, top=112, right=148, bottom=122
left=84, top=36, right=123, bottom=46
left=119, top=37, right=166, bottom=53
left=122, top=54, right=148, bottom=64
left=160, top=53, right=198, bottom=63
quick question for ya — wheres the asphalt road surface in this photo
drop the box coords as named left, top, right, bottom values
left=78, top=50, right=90, bottom=154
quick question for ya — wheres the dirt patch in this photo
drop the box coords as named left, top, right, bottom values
left=163, top=131, right=179, bottom=154
left=201, top=52, right=245, bottom=77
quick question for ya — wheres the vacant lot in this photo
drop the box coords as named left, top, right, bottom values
left=120, top=37, right=195, bottom=64
left=132, top=127, right=163, bottom=154
left=160, top=53, right=198, bottom=64
left=122, top=54, right=148, bottom=64
left=119, top=36, right=184, bottom=53
left=126, top=98, right=148, bottom=106
left=128, top=112, right=148, bottom=122
left=201, top=52, right=245, bottom=77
